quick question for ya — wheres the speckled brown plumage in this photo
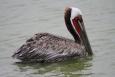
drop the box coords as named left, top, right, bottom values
left=12, top=33, right=87, bottom=62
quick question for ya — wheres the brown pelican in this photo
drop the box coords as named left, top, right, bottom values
left=12, top=7, right=93, bottom=62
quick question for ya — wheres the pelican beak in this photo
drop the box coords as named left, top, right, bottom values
left=78, top=20, right=93, bottom=55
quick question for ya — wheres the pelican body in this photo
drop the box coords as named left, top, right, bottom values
left=12, top=7, right=93, bottom=62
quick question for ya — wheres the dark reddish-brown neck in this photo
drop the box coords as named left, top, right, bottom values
left=64, top=8, right=81, bottom=43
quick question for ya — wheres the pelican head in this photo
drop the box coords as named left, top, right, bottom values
left=64, top=7, right=93, bottom=55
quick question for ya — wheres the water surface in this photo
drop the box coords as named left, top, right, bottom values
left=0, top=0, right=115, bottom=77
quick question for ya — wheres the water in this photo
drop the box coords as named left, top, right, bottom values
left=0, top=0, right=115, bottom=77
